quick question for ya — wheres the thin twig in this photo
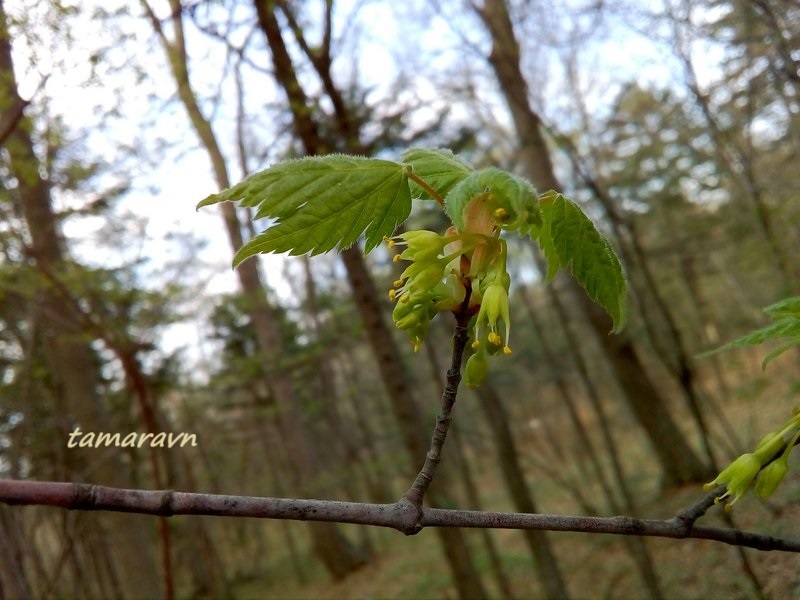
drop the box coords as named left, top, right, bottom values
left=406, top=170, right=446, bottom=206
left=403, top=305, right=472, bottom=513
left=2, top=480, right=799, bottom=553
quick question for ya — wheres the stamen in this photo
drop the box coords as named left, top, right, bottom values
left=392, top=254, right=401, bottom=263
left=393, top=279, right=404, bottom=288
left=495, top=207, right=507, bottom=219
left=503, top=346, right=512, bottom=355
left=471, top=340, right=480, bottom=350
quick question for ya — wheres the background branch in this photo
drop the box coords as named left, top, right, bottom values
left=3, top=480, right=799, bottom=553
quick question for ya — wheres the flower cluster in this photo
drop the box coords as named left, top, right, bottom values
left=464, top=255, right=512, bottom=388
left=385, top=230, right=465, bottom=352
left=705, top=410, right=800, bottom=509
left=385, top=221, right=513, bottom=386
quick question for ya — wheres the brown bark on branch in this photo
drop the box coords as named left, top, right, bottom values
left=3, top=480, right=799, bottom=553
left=404, top=314, right=470, bottom=511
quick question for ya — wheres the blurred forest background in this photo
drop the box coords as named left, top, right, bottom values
left=1, top=0, right=799, bottom=598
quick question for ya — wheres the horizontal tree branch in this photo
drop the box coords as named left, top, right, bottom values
left=2, top=479, right=799, bottom=553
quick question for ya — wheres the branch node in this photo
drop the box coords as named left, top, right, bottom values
left=396, top=497, right=424, bottom=536
left=72, top=483, right=98, bottom=510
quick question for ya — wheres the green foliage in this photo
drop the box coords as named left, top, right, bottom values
left=703, top=296, right=800, bottom=506
left=199, top=148, right=628, bottom=352
left=536, top=191, right=627, bottom=331
left=701, top=297, right=800, bottom=369
left=706, top=412, right=800, bottom=508
left=444, top=168, right=542, bottom=236
left=198, top=155, right=411, bottom=263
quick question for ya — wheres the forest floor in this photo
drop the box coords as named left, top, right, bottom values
left=232, top=352, right=800, bottom=600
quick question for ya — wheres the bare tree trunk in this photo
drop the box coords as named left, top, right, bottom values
left=302, top=256, right=380, bottom=513
left=0, top=507, right=32, bottom=600
left=473, top=382, right=571, bottom=599
left=670, top=11, right=799, bottom=291
left=253, top=2, right=488, bottom=595
left=142, top=0, right=368, bottom=578
left=173, top=448, right=231, bottom=596
left=679, top=252, right=742, bottom=455
left=340, top=250, right=488, bottom=599
left=0, top=3, right=162, bottom=596
left=549, top=124, right=719, bottom=471
left=475, top=0, right=710, bottom=486
left=424, top=340, right=517, bottom=600
left=520, top=280, right=663, bottom=598
left=330, top=341, right=396, bottom=503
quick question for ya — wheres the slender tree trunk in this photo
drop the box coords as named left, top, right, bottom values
left=143, top=0, right=368, bottom=578
left=331, top=343, right=396, bottom=503
left=303, top=262, right=379, bottom=557
left=0, top=507, right=32, bottom=599
left=0, top=4, right=162, bottom=596
left=253, top=3, right=488, bottom=595
left=520, top=280, right=664, bottom=598
left=672, top=18, right=798, bottom=291
left=475, top=0, right=710, bottom=485
left=424, top=339, right=517, bottom=600
left=174, top=448, right=231, bottom=596
left=552, top=127, right=719, bottom=470
left=340, top=250, right=488, bottom=599
left=302, top=256, right=380, bottom=513
left=679, top=252, right=742, bottom=455
left=576, top=285, right=712, bottom=486
left=474, top=382, right=570, bottom=599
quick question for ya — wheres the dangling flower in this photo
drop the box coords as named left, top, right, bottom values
left=386, top=232, right=452, bottom=303
left=473, top=279, right=512, bottom=355
left=754, top=429, right=800, bottom=498
left=384, top=225, right=514, bottom=363
left=705, top=453, right=762, bottom=509
left=706, top=411, right=800, bottom=508
left=385, top=231, right=449, bottom=263
left=395, top=259, right=449, bottom=303
left=392, top=298, right=433, bottom=352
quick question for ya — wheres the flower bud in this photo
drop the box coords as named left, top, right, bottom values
left=754, top=456, right=789, bottom=499
left=392, top=298, right=415, bottom=322
left=395, top=309, right=423, bottom=330
left=396, top=230, right=448, bottom=262
left=753, top=431, right=785, bottom=463
left=465, top=351, right=488, bottom=388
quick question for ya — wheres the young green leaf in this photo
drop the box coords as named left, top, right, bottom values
left=532, top=195, right=561, bottom=281
left=536, top=191, right=627, bottom=331
left=700, top=296, right=800, bottom=369
left=402, top=148, right=472, bottom=200
left=764, top=297, right=800, bottom=320
left=761, top=341, right=800, bottom=370
left=197, top=155, right=411, bottom=263
left=444, top=168, right=540, bottom=235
